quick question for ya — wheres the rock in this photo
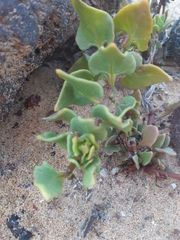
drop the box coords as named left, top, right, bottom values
left=100, top=169, right=107, bottom=178
left=169, top=18, right=180, bottom=65
left=171, top=183, right=177, bottom=190
left=111, top=167, right=119, bottom=176
left=0, top=0, right=119, bottom=120
left=170, top=106, right=180, bottom=162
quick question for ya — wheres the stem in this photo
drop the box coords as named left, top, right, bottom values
left=66, top=163, right=76, bottom=177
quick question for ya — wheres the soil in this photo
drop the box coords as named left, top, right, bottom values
left=1, top=3, right=180, bottom=239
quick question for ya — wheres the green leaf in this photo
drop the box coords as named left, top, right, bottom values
left=138, top=151, right=153, bottom=166
left=113, top=0, right=153, bottom=51
left=70, top=117, right=107, bottom=141
left=130, top=52, right=143, bottom=69
left=71, top=0, right=114, bottom=50
left=83, top=157, right=101, bottom=187
left=43, top=108, right=77, bottom=123
left=155, top=147, right=176, bottom=156
left=89, top=43, right=136, bottom=85
left=72, top=136, right=81, bottom=157
left=37, top=132, right=69, bottom=150
left=119, top=119, right=133, bottom=133
left=92, top=105, right=122, bottom=129
left=120, top=64, right=172, bottom=90
left=80, top=133, right=99, bottom=150
left=139, top=125, right=159, bottom=148
left=68, top=157, right=81, bottom=170
left=55, top=70, right=103, bottom=111
left=68, top=54, right=90, bottom=73
left=132, top=155, right=140, bottom=169
left=67, top=134, right=74, bottom=156
left=54, top=82, right=91, bottom=111
left=71, top=69, right=94, bottom=80
left=34, top=161, right=64, bottom=201
left=132, top=89, right=142, bottom=102
left=152, top=133, right=166, bottom=149
left=115, top=96, right=137, bottom=118
left=161, top=135, right=170, bottom=148
left=153, top=24, right=159, bottom=33
left=104, top=135, right=120, bottom=156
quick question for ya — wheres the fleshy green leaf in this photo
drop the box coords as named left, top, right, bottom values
left=37, top=132, right=69, bottom=150
left=104, top=135, right=120, bottom=156
left=132, top=89, right=142, bottom=102
left=67, top=134, right=74, bottom=156
left=71, top=0, right=114, bottom=50
left=55, top=69, right=103, bottom=111
left=152, top=133, right=166, bottom=149
left=113, top=0, right=153, bottom=51
left=92, top=105, right=122, bottom=129
left=72, top=136, right=81, bottom=157
left=132, top=155, right=140, bottom=169
left=138, top=151, right=153, bottom=166
left=161, top=135, right=170, bottom=148
left=43, top=108, right=77, bottom=123
left=120, top=64, right=172, bottom=90
left=80, top=133, right=99, bottom=150
left=139, top=125, right=159, bottom=148
left=83, top=157, right=101, bottom=187
left=89, top=43, right=136, bottom=85
left=34, top=161, right=64, bottom=201
left=115, top=96, right=137, bottom=118
left=119, top=119, right=133, bottom=133
left=68, top=54, right=90, bottom=73
left=130, top=52, right=143, bottom=69
left=70, top=117, right=107, bottom=141
left=155, top=147, right=176, bottom=156
left=54, top=82, right=91, bottom=111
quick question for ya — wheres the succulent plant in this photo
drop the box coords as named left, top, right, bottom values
left=34, top=0, right=179, bottom=202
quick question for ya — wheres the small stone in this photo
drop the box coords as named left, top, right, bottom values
left=171, top=183, right=177, bottom=190
left=164, top=91, right=169, bottom=95
left=111, top=167, right=119, bottom=176
left=120, top=211, right=126, bottom=217
left=100, top=169, right=107, bottom=178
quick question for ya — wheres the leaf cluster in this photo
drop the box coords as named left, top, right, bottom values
left=34, top=0, right=178, bottom=201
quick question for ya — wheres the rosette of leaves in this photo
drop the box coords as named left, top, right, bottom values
left=152, top=12, right=173, bottom=34
left=34, top=113, right=107, bottom=201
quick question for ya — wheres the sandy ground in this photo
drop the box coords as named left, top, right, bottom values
left=1, top=1, right=180, bottom=240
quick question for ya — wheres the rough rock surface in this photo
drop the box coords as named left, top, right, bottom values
left=170, top=106, right=180, bottom=163
left=169, top=18, right=180, bottom=65
left=0, top=0, right=119, bottom=120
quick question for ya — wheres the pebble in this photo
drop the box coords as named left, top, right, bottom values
left=100, top=169, right=107, bottom=178
left=111, top=167, right=119, bottom=176
left=171, top=183, right=177, bottom=190
left=120, top=211, right=126, bottom=217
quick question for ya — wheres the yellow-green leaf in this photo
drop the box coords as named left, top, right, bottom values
left=113, top=0, right=153, bottom=51
left=55, top=69, right=103, bottom=111
left=89, top=43, right=136, bottom=85
left=120, top=64, right=172, bottom=90
left=71, top=0, right=114, bottom=50
left=34, top=161, right=64, bottom=201
left=42, top=108, right=77, bottom=123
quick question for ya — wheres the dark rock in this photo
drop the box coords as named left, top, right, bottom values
left=7, top=214, right=33, bottom=239
left=0, top=0, right=119, bottom=120
left=169, top=18, right=180, bottom=65
left=170, top=106, right=180, bottom=162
